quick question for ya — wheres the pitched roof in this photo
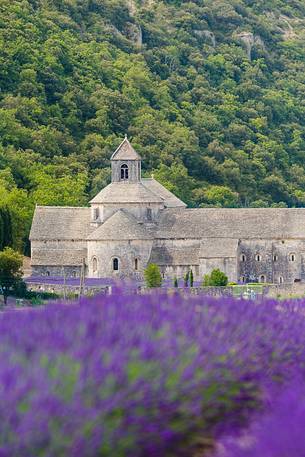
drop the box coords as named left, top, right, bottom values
left=31, top=249, right=87, bottom=266
left=142, top=178, right=186, bottom=208
left=30, top=206, right=92, bottom=240
left=87, top=209, right=153, bottom=241
left=90, top=182, right=164, bottom=204
left=156, top=207, right=305, bottom=240
left=149, top=245, right=200, bottom=265
left=110, top=137, right=141, bottom=161
left=199, top=238, right=238, bottom=258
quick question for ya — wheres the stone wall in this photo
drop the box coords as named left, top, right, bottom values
left=238, top=239, right=305, bottom=284
left=111, top=159, right=141, bottom=183
left=199, top=257, right=237, bottom=283
left=87, top=239, right=153, bottom=278
left=264, top=282, right=305, bottom=298
left=26, top=281, right=109, bottom=296
left=31, top=266, right=82, bottom=278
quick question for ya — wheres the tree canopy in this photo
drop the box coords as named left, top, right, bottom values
left=0, top=247, right=23, bottom=304
left=144, top=263, right=163, bottom=288
left=1, top=0, right=305, bottom=252
left=203, top=269, right=229, bottom=287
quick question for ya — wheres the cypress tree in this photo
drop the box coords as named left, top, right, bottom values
left=184, top=271, right=189, bottom=287
left=0, top=209, right=4, bottom=250
left=3, top=208, right=13, bottom=247
left=189, top=269, right=194, bottom=287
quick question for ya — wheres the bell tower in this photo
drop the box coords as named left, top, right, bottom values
left=111, top=135, right=142, bottom=183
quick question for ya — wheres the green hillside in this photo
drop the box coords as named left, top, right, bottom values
left=1, top=0, right=305, bottom=252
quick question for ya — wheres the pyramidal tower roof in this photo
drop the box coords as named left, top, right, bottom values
left=110, top=136, right=141, bottom=161
left=87, top=209, right=153, bottom=241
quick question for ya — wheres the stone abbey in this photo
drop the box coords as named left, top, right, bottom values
left=30, top=137, right=305, bottom=284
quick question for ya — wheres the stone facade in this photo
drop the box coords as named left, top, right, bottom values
left=30, top=137, right=305, bottom=284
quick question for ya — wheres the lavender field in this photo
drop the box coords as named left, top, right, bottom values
left=0, top=291, right=304, bottom=456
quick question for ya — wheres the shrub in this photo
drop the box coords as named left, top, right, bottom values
left=144, top=263, right=162, bottom=288
left=203, top=268, right=228, bottom=286
left=174, top=277, right=178, bottom=287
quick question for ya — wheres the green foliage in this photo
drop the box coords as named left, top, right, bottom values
left=144, top=264, right=163, bottom=288
left=1, top=0, right=305, bottom=250
left=0, top=207, right=13, bottom=250
left=203, top=269, right=228, bottom=287
left=0, top=247, right=23, bottom=304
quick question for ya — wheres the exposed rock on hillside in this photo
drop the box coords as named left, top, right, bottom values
left=236, top=32, right=266, bottom=60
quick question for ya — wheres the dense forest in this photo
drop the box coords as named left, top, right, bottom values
left=1, top=0, right=305, bottom=253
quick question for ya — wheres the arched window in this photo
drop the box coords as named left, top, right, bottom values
left=278, top=276, right=284, bottom=284
left=134, top=258, right=138, bottom=271
left=240, top=254, right=246, bottom=262
left=113, top=258, right=119, bottom=271
left=46, top=271, right=50, bottom=277
left=121, top=164, right=129, bottom=180
left=289, top=253, right=296, bottom=262
left=147, top=208, right=152, bottom=221
left=255, top=254, right=261, bottom=262
left=273, top=254, right=278, bottom=262
left=259, top=275, right=266, bottom=283
left=92, top=257, right=98, bottom=273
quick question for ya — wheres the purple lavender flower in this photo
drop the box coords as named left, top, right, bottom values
left=213, top=381, right=305, bottom=457
left=0, top=292, right=304, bottom=455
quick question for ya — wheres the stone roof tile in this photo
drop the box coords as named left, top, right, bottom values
left=199, top=238, right=238, bottom=258
left=142, top=178, right=186, bottom=208
left=110, top=137, right=141, bottom=161
left=156, top=207, right=305, bottom=239
left=31, top=249, right=87, bottom=266
left=87, top=209, right=153, bottom=241
left=30, top=206, right=92, bottom=240
left=149, top=245, right=200, bottom=265
left=90, top=182, right=164, bottom=204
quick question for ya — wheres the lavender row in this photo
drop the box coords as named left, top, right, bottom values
left=0, top=292, right=304, bottom=455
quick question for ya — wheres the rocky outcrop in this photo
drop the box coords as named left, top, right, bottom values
left=125, top=22, right=143, bottom=47
left=278, top=15, right=297, bottom=39
left=196, top=30, right=216, bottom=47
left=236, top=32, right=266, bottom=60
left=265, top=11, right=298, bottom=40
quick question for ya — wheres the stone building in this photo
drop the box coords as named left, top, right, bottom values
left=30, top=137, right=305, bottom=284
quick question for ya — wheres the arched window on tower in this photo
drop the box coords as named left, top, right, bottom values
left=121, top=164, right=129, bottom=180
left=113, top=258, right=119, bottom=271
left=135, top=258, right=139, bottom=271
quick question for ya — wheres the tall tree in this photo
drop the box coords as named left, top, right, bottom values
left=0, top=248, right=23, bottom=305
